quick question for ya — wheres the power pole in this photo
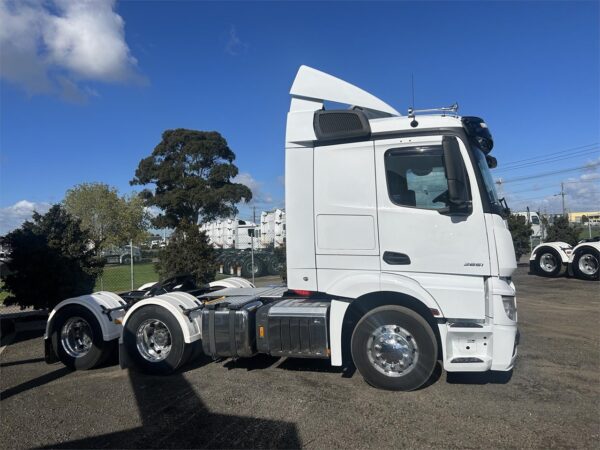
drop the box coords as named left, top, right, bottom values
left=560, top=182, right=566, bottom=217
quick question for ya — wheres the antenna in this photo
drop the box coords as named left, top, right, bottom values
left=411, top=74, right=415, bottom=111
left=409, top=74, right=418, bottom=127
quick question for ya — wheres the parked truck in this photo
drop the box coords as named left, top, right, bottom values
left=529, top=237, right=599, bottom=281
left=44, top=66, right=519, bottom=391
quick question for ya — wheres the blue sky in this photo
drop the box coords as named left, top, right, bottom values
left=1, top=0, right=599, bottom=234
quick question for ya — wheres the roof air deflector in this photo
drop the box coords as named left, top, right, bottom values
left=290, top=66, right=400, bottom=116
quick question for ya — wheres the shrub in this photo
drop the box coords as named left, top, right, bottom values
left=1, top=205, right=103, bottom=310
left=155, top=223, right=217, bottom=284
left=507, top=214, right=533, bottom=261
left=546, top=216, right=581, bottom=246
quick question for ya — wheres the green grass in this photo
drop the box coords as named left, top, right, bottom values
left=95, top=262, right=159, bottom=293
left=578, top=226, right=600, bottom=240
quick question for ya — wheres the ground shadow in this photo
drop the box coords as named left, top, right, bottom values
left=0, top=328, right=44, bottom=347
left=46, top=369, right=301, bottom=449
left=0, top=366, right=72, bottom=401
left=0, top=357, right=45, bottom=368
left=223, top=353, right=281, bottom=371
left=446, top=369, right=513, bottom=385
left=416, top=362, right=443, bottom=390
left=277, top=357, right=344, bottom=374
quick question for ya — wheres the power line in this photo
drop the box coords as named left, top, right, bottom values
left=498, top=162, right=600, bottom=184
left=495, top=148, right=599, bottom=172
left=500, top=142, right=598, bottom=166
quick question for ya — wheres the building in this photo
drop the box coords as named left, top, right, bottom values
left=568, top=211, right=600, bottom=224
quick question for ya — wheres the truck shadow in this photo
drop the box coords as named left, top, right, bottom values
left=45, top=368, right=301, bottom=449
left=446, top=369, right=513, bottom=385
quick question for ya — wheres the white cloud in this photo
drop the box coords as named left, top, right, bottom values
left=232, top=172, right=276, bottom=208
left=506, top=157, right=600, bottom=213
left=0, top=0, right=140, bottom=101
left=0, top=200, right=51, bottom=235
left=225, top=25, right=247, bottom=56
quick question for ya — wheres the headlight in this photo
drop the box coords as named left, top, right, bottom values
left=502, top=296, right=517, bottom=321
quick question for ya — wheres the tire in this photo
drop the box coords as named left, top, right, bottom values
left=572, top=248, right=599, bottom=281
left=51, top=305, right=114, bottom=370
left=266, top=254, right=283, bottom=275
left=241, top=257, right=265, bottom=278
left=351, top=305, right=437, bottom=391
left=534, top=247, right=562, bottom=277
left=122, top=255, right=131, bottom=265
left=123, top=305, right=191, bottom=375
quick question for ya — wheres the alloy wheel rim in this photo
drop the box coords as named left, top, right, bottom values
left=61, top=317, right=93, bottom=358
left=579, top=253, right=598, bottom=276
left=540, top=253, right=557, bottom=272
left=366, top=324, right=419, bottom=377
left=136, top=319, right=172, bottom=362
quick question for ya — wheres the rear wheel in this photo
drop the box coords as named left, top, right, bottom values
left=351, top=306, right=437, bottom=391
left=534, top=247, right=562, bottom=277
left=123, top=305, right=191, bottom=374
left=241, top=256, right=265, bottom=278
left=572, top=248, right=599, bottom=281
left=52, top=305, right=114, bottom=370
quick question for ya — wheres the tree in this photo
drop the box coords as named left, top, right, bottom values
left=507, top=214, right=533, bottom=261
left=155, top=222, right=217, bottom=284
left=0, top=205, right=103, bottom=310
left=64, top=183, right=150, bottom=248
left=130, top=129, right=252, bottom=228
left=581, top=215, right=589, bottom=224
left=546, top=215, right=580, bottom=246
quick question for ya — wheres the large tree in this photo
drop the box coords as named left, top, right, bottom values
left=1, top=205, right=103, bottom=310
left=130, top=129, right=252, bottom=228
left=507, top=214, right=533, bottom=261
left=64, top=183, right=150, bottom=248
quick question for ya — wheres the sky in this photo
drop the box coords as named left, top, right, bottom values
left=1, top=0, right=599, bottom=234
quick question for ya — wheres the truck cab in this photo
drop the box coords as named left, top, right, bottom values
left=285, top=66, right=518, bottom=387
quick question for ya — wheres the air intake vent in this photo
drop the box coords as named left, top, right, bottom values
left=313, top=110, right=371, bottom=142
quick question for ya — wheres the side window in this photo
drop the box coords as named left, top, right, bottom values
left=384, top=146, right=450, bottom=210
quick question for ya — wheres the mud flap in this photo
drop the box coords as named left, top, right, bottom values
left=119, top=342, right=132, bottom=369
left=44, top=338, right=59, bottom=364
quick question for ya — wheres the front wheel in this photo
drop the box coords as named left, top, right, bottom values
left=51, top=305, right=114, bottom=370
left=572, top=248, right=599, bottom=281
left=534, top=247, right=563, bottom=277
left=123, top=305, right=191, bottom=375
left=351, top=306, right=437, bottom=391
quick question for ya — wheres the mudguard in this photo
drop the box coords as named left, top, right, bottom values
left=530, top=242, right=573, bottom=264
left=45, top=291, right=126, bottom=342
left=209, top=277, right=255, bottom=289
left=572, top=240, right=600, bottom=255
left=121, top=292, right=202, bottom=344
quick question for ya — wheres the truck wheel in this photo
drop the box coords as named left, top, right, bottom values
left=534, top=247, right=562, bottom=277
left=351, top=306, right=437, bottom=391
left=241, top=257, right=264, bottom=278
left=123, top=305, right=191, bottom=375
left=572, top=248, right=599, bottom=281
left=267, top=255, right=283, bottom=275
left=51, top=305, right=114, bottom=370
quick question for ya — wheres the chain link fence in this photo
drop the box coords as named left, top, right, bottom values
left=96, top=210, right=287, bottom=292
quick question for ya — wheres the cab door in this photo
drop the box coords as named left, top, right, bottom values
left=375, top=135, right=491, bottom=278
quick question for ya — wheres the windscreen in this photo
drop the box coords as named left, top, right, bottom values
left=472, top=146, right=503, bottom=214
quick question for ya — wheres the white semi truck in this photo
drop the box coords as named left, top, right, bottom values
left=529, top=238, right=599, bottom=281
left=44, top=66, right=519, bottom=391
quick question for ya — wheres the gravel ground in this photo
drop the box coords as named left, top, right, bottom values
left=1, top=267, right=598, bottom=449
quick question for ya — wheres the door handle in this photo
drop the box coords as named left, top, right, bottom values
left=383, top=251, right=411, bottom=265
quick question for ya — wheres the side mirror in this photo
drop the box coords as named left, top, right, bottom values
left=442, top=136, right=471, bottom=215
